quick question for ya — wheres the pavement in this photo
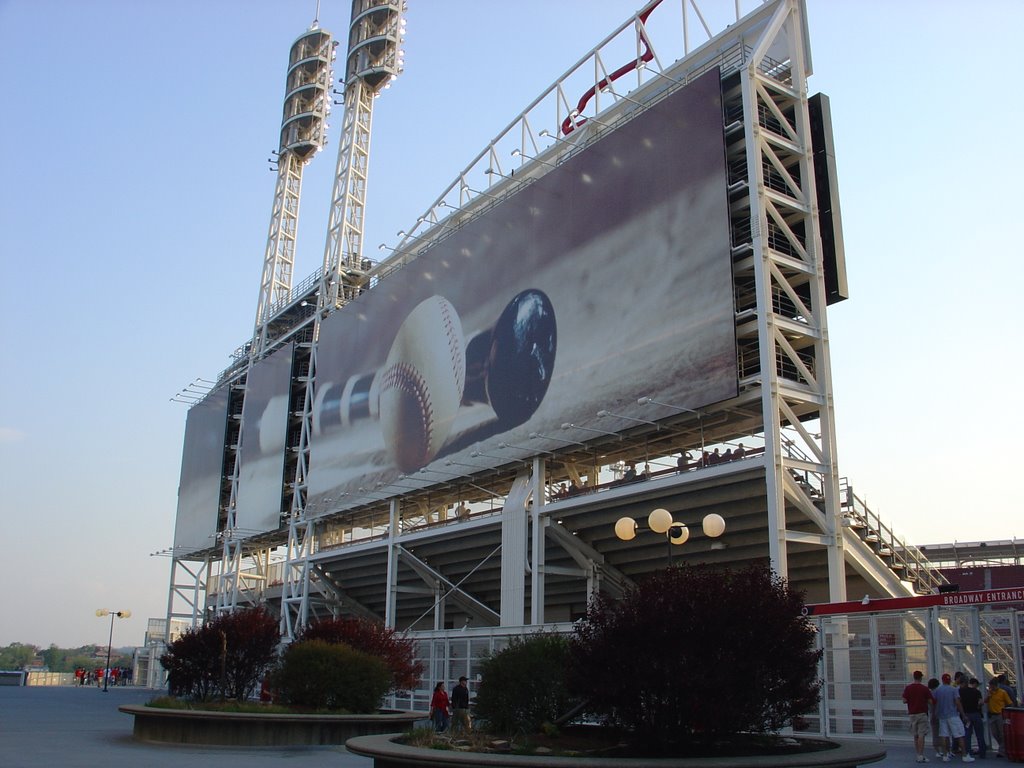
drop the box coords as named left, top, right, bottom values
left=0, top=685, right=938, bottom=767
left=0, top=686, right=373, bottom=768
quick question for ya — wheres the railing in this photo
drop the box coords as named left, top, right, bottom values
left=838, top=479, right=947, bottom=596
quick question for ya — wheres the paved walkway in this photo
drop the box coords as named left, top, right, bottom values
left=0, top=686, right=373, bottom=768
left=0, top=685, right=929, bottom=767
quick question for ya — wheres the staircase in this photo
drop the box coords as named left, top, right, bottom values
left=838, top=479, right=946, bottom=595
left=836, top=479, right=1016, bottom=677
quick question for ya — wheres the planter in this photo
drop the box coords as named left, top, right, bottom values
left=119, top=704, right=423, bottom=746
left=345, top=733, right=886, bottom=768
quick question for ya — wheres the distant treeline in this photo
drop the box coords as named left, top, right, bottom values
left=0, top=642, right=133, bottom=672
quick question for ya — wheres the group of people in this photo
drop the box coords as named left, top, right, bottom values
left=429, top=676, right=472, bottom=734
left=74, top=666, right=132, bottom=687
left=677, top=443, right=750, bottom=471
left=903, top=670, right=1018, bottom=763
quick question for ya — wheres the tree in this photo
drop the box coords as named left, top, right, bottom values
left=474, top=633, right=574, bottom=735
left=567, top=564, right=821, bottom=752
left=160, top=606, right=280, bottom=701
left=0, top=643, right=38, bottom=670
left=295, top=616, right=422, bottom=692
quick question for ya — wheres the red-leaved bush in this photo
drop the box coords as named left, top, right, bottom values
left=567, top=564, right=821, bottom=751
left=160, top=606, right=280, bottom=701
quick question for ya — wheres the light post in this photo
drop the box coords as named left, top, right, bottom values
left=614, top=508, right=726, bottom=565
left=95, top=608, right=131, bottom=692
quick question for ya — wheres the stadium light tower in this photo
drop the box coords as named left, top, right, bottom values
left=253, top=21, right=337, bottom=355
left=318, top=0, right=406, bottom=311
left=279, top=0, right=406, bottom=639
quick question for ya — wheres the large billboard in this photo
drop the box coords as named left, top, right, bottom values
left=235, top=343, right=294, bottom=534
left=307, top=68, right=734, bottom=512
left=173, top=385, right=229, bottom=554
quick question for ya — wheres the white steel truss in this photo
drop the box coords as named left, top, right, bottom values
left=164, top=556, right=209, bottom=642
left=254, top=152, right=304, bottom=347
left=734, top=0, right=846, bottom=600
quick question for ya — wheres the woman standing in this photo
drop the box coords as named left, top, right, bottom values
left=429, top=681, right=451, bottom=733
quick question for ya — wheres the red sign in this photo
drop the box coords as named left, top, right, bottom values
left=804, top=586, right=1024, bottom=616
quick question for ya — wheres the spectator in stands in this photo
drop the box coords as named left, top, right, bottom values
left=722, top=448, right=734, bottom=462
left=984, top=677, right=1013, bottom=759
left=735, top=443, right=746, bottom=459
left=960, top=677, right=985, bottom=759
left=934, top=672, right=973, bottom=762
left=623, top=462, right=637, bottom=482
left=677, top=452, right=691, bottom=471
left=709, top=448, right=722, bottom=465
left=903, top=670, right=935, bottom=764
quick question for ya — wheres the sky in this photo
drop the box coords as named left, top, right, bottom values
left=1, top=0, right=1021, bottom=649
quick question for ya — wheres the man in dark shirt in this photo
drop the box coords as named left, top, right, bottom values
left=960, top=677, right=985, bottom=758
left=451, top=676, right=471, bottom=733
left=903, top=670, right=935, bottom=763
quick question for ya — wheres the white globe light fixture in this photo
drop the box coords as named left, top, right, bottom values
left=612, top=508, right=727, bottom=563
left=614, top=516, right=638, bottom=541
left=648, top=507, right=673, bottom=534
left=668, top=523, right=690, bottom=545
left=702, top=513, right=726, bottom=538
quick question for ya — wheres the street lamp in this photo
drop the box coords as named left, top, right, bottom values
left=614, top=508, right=726, bottom=565
left=95, top=608, right=131, bottom=692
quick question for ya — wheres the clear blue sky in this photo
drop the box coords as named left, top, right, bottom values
left=1, top=0, right=1021, bottom=649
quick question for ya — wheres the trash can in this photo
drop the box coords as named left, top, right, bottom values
left=1006, top=707, right=1024, bottom=763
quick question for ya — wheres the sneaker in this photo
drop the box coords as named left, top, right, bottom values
left=942, top=755, right=951, bottom=763
left=962, top=756, right=975, bottom=763
left=917, top=756, right=930, bottom=763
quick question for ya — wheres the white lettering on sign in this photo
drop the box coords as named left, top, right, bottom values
left=942, top=589, right=1024, bottom=606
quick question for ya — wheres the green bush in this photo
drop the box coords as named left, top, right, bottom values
left=567, top=564, right=821, bottom=751
left=473, top=633, right=574, bottom=735
left=295, top=616, right=422, bottom=692
left=272, top=639, right=391, bottom=712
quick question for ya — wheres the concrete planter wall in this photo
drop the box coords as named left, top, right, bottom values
left=345, top=733, right=887, bottom=768
left=119, top=704, right=422, bottom=746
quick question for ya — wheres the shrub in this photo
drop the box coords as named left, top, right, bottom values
left=160, top=606, right=280, bottom=701
left=271, top=639, right=391, bottom=712
left=567, top=564, right=821, bottom=751
left=295, top=616, right=422, bottom=692
left=474, top=633, right=574, bottom=735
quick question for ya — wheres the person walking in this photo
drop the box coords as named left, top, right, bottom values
left=959, top=677, right=986, bottom=759
left=933, top=673, right=973, bottom=762
left=429, top=682, right=450, bottom=733
left=904, top=670, right=936, bottom=763
left=985, top=677, right=1013, bottom=759
left=451, top=676, right=472, bottom=733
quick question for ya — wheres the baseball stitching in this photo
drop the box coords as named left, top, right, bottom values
left=438, top=298, right=465, bottom=396
left=381, top=360, right=432, bottom=462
